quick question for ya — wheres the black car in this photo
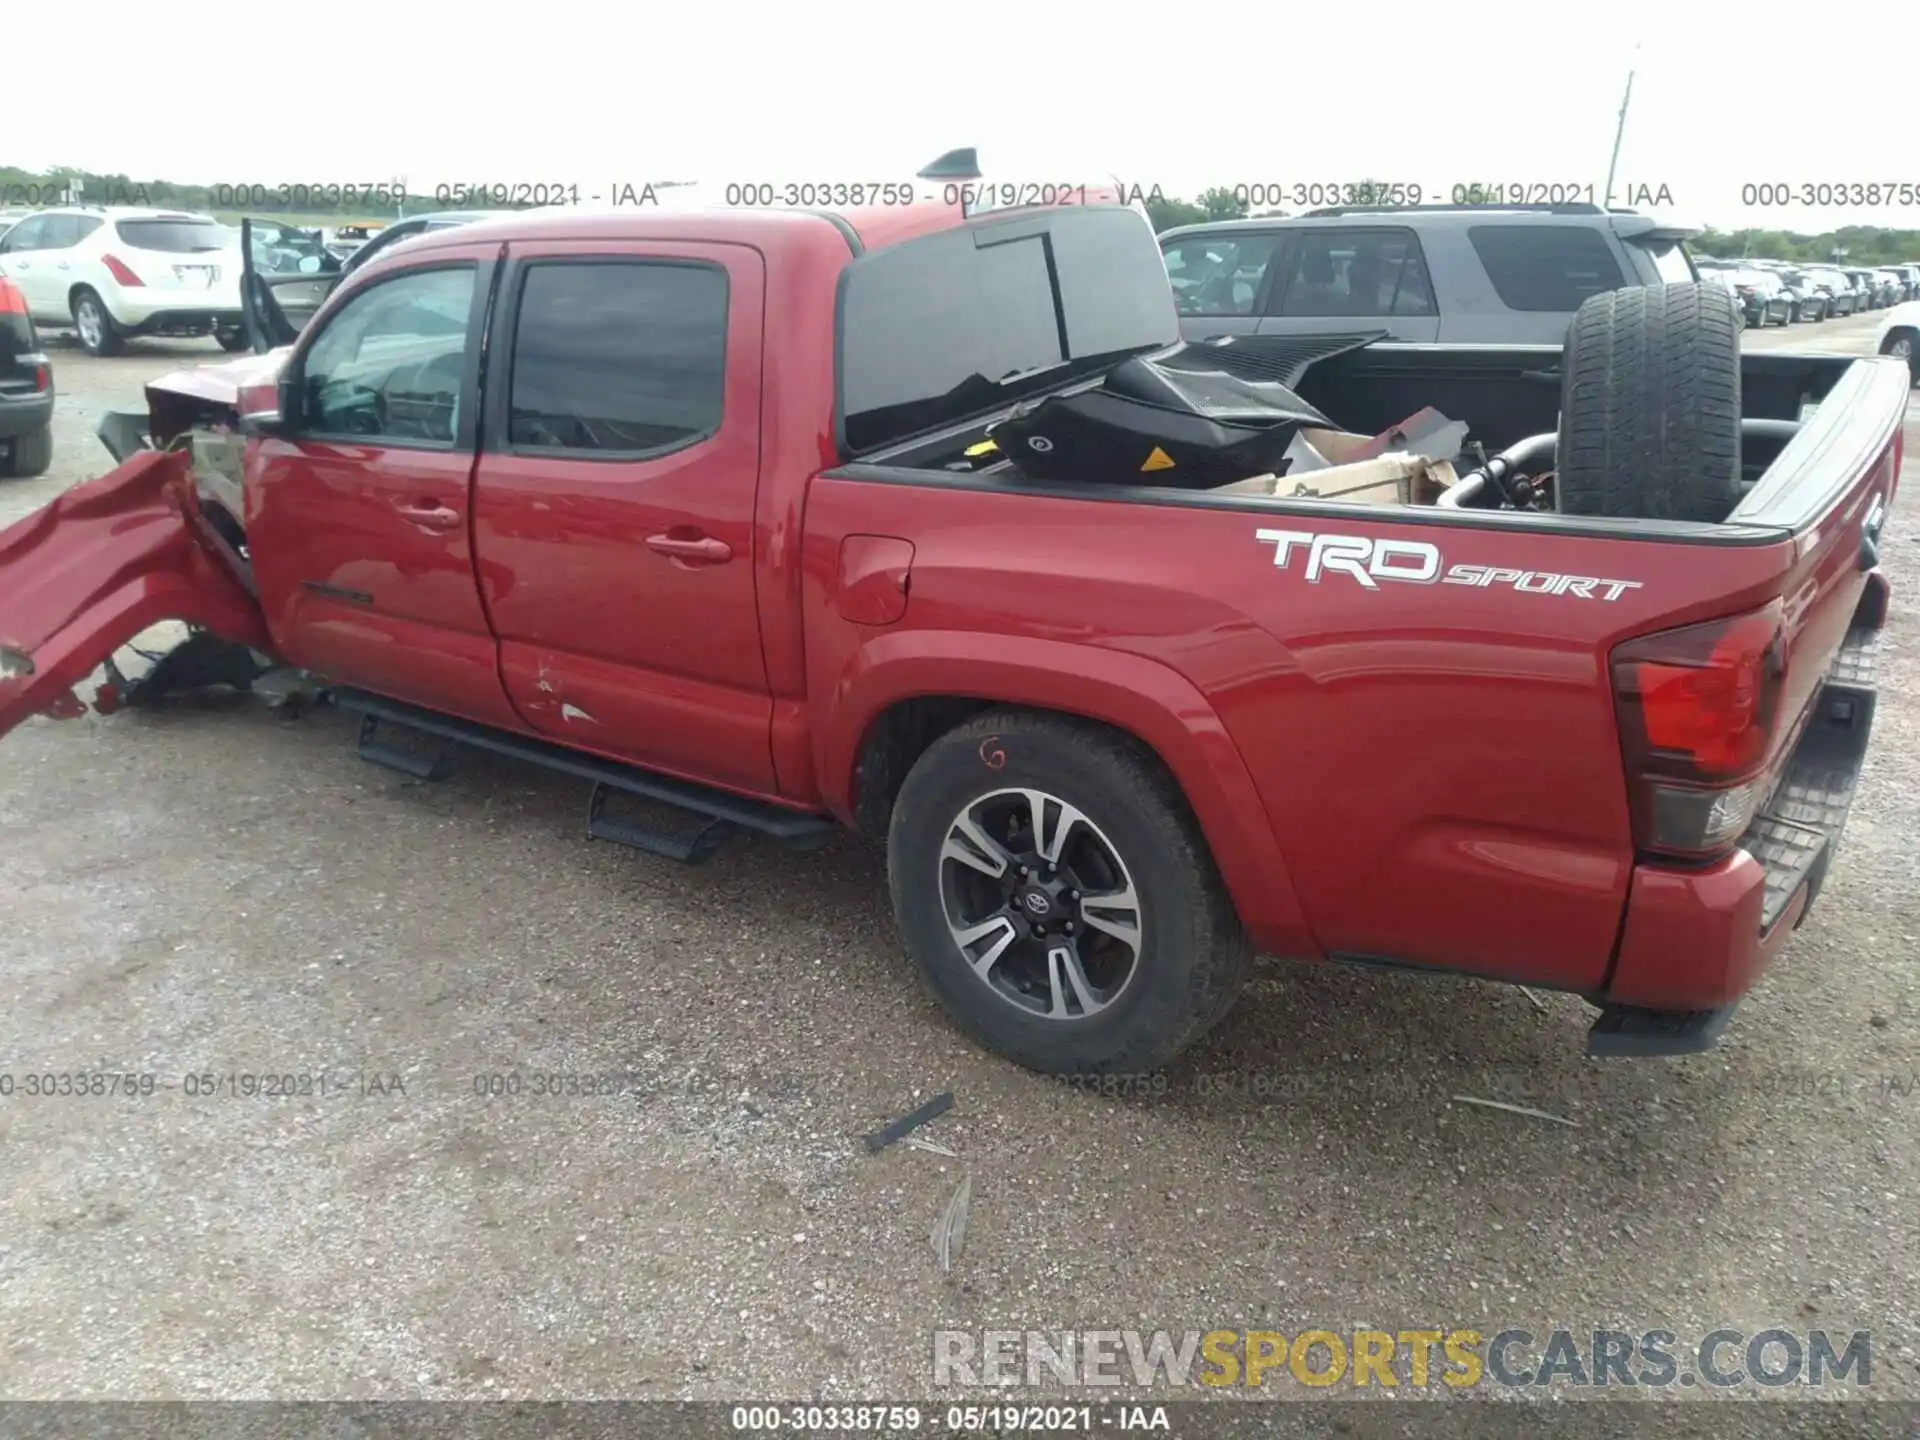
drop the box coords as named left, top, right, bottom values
left=1804, top=268, right=1859, bottom=316
left=1775, top=270, right=1826, bottom=322
left=1842, top=269, right=1883, bottom=309
left=0, top=273, right=54, bottom=478
left=1729, top=268, right=1794, bottom=326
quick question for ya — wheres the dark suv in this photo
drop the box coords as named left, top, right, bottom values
left=1159, top=203, right=1698, bottom=345
left=0, top=276, right=53, bottom=478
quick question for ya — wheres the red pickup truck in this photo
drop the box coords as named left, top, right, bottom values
left=0, top=193, right=1904, bottom=1075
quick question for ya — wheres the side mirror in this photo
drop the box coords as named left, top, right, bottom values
left=237, top=376, right=297, bottom=437
left=298, top=254, right=323, bottom=275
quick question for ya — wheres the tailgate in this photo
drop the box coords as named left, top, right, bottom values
left=1730, top=356, right=1904, bottom=923
left=0, top=449, right=269, bottom=742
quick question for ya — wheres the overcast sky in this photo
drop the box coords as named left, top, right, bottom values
left=10, top=0, right=1919, bottom=232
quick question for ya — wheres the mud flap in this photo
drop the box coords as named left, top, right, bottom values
left=0, top=449, right=270, bottom=742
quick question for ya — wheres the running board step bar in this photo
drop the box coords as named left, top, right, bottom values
left=332, top=688, right=835, bottom=863
left=356, top=712, right=457, bottom=780
left=586, top=783, right=740, bottom=866
left=1586, top=1002, right=1739, bottom=1058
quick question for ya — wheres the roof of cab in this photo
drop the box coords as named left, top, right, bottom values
left=385, top=188, right=1131, bottom=262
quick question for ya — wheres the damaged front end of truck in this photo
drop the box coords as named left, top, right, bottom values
left=0, top=353, right=288, bottom=741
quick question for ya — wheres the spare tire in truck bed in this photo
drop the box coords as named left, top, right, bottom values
left=1555, top=282, right=1742, bottom=523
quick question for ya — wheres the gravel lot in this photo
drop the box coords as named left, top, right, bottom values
left=1, top=314, right=1916, bottom=1418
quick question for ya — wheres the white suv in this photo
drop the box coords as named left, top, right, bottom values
left=0, top=207, right=246, bottom=356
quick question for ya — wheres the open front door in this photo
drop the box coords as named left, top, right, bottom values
left=240, top=218, right=344, bottom=351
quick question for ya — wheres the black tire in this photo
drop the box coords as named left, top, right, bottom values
left=70, top=288, right=125, bottom=356
left=887, top=710, right=1251, bottom=1075
left=1556, top=282, right=1742, bottom=524
left=1880, top=327, right=1920, bottom=387
left=1, top=422, right=52, bottom=478
left=215, top=327, right=250, bottom=353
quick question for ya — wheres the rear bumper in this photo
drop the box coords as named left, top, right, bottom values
left=120, top=306, right=244, bottom=337
left=0, top=385, right=53, bottom=440
left=1601, top=612, right=1883, bottom=1017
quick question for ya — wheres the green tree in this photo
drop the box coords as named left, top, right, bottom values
left=1143, top=194, right=1207, bottom=233
left=1197, top=186, right=1248, bottom=222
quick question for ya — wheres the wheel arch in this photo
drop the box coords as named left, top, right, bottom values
left=825, top=632, right=1318, bottom=958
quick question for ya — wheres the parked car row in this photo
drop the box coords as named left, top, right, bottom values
left=1695, top=256, right=1920, bottom=329
left=0, top=204, right=513, bottom=357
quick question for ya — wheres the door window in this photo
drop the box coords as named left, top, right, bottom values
left=506, top=260, right=728, bottom=456
left=0, top=216, right=50, bottom=252
left=297, top=265, right=476, bottom=445
left=1161, top=233, right=1280, bottom=316
left=1273, top=229, right=1436, bottom=317
left=1467, top=225, right=1627, bottom=311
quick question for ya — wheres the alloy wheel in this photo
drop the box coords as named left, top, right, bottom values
left=938, top=787, right=1143, bottom=1021
left=74, top=298, right=103, bottom=350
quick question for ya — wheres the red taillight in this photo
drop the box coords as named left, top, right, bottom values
left=1612, top=601, right=1786, bottom=860
left=0, top=278, right=24, bottom=314
left=101, top=254, right=144, bottom=287
left=33, top=363, right=50, bottom=392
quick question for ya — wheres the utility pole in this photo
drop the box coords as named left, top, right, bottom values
left=1603, top=43, right=1640, bottom=210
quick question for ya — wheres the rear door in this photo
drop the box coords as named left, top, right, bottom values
left=470, top=240, right=775, bottom=793
left=245, top=242, right=518, bottom=727
left=1258, top=225, right=1441, bottom=343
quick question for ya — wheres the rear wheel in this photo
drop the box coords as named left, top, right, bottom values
left=71, top=289, right=125, bottom=356
left=1, top=422, right=52, bottom=478
left=1556, top=282, right=1742, bottom=523
left=888, top=711, right=1251, bottom=1075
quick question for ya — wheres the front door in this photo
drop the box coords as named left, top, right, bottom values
left=1257, top=227, right=1442, bottom=344
left=471, top=241, right=774, bottom=793
left=0, top=216, right=59, bottom=321
left=1164, top=230, right=1284, bottom=343
left=246, top=244, right=518, bottom=728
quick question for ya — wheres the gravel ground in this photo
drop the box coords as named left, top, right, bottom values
left=1, top=315, right=1917, bottom=1420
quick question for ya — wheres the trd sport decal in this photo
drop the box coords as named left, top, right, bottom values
left=1254, top=529, right=1644, bottom=601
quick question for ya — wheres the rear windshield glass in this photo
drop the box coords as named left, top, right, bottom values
left=838, top=206, right=1179, bottom=455
left=115, top=219, right=227, bottom=253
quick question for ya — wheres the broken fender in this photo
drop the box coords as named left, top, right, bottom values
left=0, top=450, right=270, bottom=742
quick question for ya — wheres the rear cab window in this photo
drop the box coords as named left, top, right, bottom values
left=1467, top=225, right=1627, bottom=311
left=839, top=206, right=1178, bottom=455
left=506, top=260, right=728, bottom=456
left=114, top=217, right=227, bottom=253
left=1271, top=227, right=1436, bottom=317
